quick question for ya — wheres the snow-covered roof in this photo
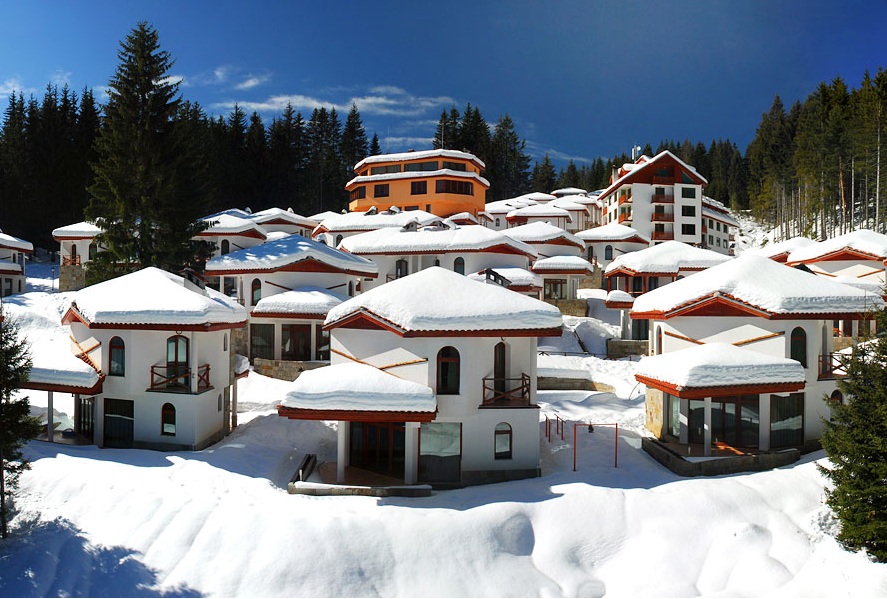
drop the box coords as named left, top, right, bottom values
left=631, top=253, right=884, bottom=317
left=744, top=236, right=816, bottom=260
left=600, top=150, right=707, bottom=201
left=64, top=267, right=248, bottom=328
left=787, top=229, right=887, bottom=263
left=605, top=241, right=730, bottom=275
left=326, top=266, right=562, bottom=335
left=252, top=287, right=349, bottom=317
left=205, top=233, right=378, bottom=276
left=549, top=198, right=590, bottom=213
left=531, top=255, right=594, bottom=274
left=52, top=221, right=103, bottom=240
left=636, top=342, right=806, bottom=392
left=0, top=232, right=32, bottom=253
left=3, top=292, right=102, bottom=393
left=339, top=224, right=537, bottom=258
left=506, top=204, right=573, bottom=222
left=552, top=187, right=587, bottom=196
left=701, top=197, right=739, bottom=226
left=576, top=223, right=650, bottom=243
left=481, top=197, right=538, bottom=216
left=314, top=210, right=439, bottom=234
left=467, top=267, right=542, bottom=289
left=200, top=214, right=268, bottom=238
left=249, top=208, right=318, bottom=228
left=605, top=289, right=635, bottom=307
left=518, top=192, right=557, bottom=202
left=353, top=149, right=484, bottom=170
left=498, top=221, right=584, bottom=248
left=308, top=210, right=342, bottom=222
left=281, top=362, right=436, bottom=414
left=446, top=212, right=480, bottom=225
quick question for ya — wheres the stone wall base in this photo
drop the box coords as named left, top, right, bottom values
left=641, top=437, right=800, bottom=477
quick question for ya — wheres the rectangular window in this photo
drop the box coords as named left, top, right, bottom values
left=716, top=238, right=721, bottom=247
left=441, top=161, right=467, bottom=171
left=404, top=205, right=419, bottom=211
left=716, top=221, right=722, bottom=231
left=543, top=279, right=567, bottom=300
left=281, top=324, right=312, bottom=361
left=350, top=186, right=366, bottom=201
left=435, top=180, right=474, bottom=195
left=374, top=184, right=389, bottom=198
left=315, top=327, right=330, bottom=361
left=370, top=164, right=400, bottom=175
left=404, top=161, right=439, bottom=172
left=681, top=187, right=697, bottom=199
left=411, top=181, right=427, bottom=195
left=250, top=324, right=274, bottom=361
left=667, top=393, right=681, bottom=438
left=681, top=205, right=696, bottom=217
left=681, top=223, right=696, bottom=235
left=770, top=393, right=804, bottom=448
left=708, top=235, right=714, bottom=245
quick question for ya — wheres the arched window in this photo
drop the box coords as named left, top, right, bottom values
left=335, top=234, right=344, bottom=246
left=348, top=281, right=354, bottom=296
left=604, top=245, right=613, bottom=261
left=88, top=242, right=98, bottom=261
left=495, top=217, right=501, bottom=228
left=830, top=389, right=843, bottom=404
left=655, top=326, right=663, bottom=355
left=790, top=327, right=807, bottom=368
left=454, top=257, right=465, bottom=275
left=433, top=258, right=440, bottom=267
left=494, top=341, right=507, bottom=397
left=395, top=259, right=408, bottom=279
left=251, top=278, right=262, bottom=306
left=494, top=423, right=512, bottom=459
left=218, top=393, right=223, bottom=412
left=437, top=346, right=460, bottom=395
left=221, top=239, right=230, bottom=255
left=109, top=336, right=125, bottom=376
left=223, top=333, right=228, bottom=352
left=161, top=403, right=176, bottom=435
left=167, top=335, right=189, bottom=389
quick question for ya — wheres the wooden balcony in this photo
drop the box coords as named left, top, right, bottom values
left=818, top=353, right=847, bottom=380
left=651, top=212, right=673, bottom=222
left=651, top=193, right=674, bottom=204
left=481, top=373, right=532, bottom=407
left=62, top=255, right=81, bottom=266
left=149, top=363, right=211, bottom=392
left=617, top=194, right=632, bottom=206
left=618, top=212, right=631, bottom=224
left=651, top=231, right=675, bottom=241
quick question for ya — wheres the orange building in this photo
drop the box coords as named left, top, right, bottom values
left=346, top=149, right=489, bottom=218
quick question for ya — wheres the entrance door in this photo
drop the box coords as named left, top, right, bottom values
left=78, top=396, right=95, bottom=442
left=103, top=398, right=133, bottom=448
left=349, top=422, right=406, bottom=479
left=494, top=342, right=507, bottom=397
left=282, top=324, right=312, bottom=361
left=167, top=335, right=189, bottom=389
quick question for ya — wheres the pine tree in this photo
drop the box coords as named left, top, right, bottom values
left=369, top=133, right=382, bottom=156
left=486, top=114, right=531, bottom=200
left=0, top=307, right=41, bottom=539
left=85, top=21, right=211, bottom=282
left=819, top=308, right=887, bottom=562
left=340, top=103, right=368, bottom=173
left=267, top=104, right=307, bottom=212
left=433, top=107, right=459, bottom=150
left=531, top=154, right=557, bottom=193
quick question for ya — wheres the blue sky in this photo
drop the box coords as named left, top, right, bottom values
left=1, top=0, right=886, bottom=167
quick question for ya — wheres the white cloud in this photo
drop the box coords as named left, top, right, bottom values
left=51, top=70, right=72, bottom=87
left=235, top=73, right=272, bottom=90
left=0, top=77, right=37, bottom=99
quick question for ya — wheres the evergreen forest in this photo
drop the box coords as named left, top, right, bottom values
left=0, top=51, right=885, bottom=250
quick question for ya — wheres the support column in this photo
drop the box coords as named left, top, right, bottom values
left=703, top=397, right=712, bottom=457
left=337, top=422, right=349, bottom=483
left=403, top=422, right=420, bottom=485
left=73, top=394, right=81, bottom=434
left=46, top=391, right=54, bottom=442
left=759, top=394, right=770, bottom=451
left=679, top=397, right=689, bottom=445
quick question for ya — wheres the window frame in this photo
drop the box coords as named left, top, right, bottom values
left=494, top=422, right=513, bottom=460
left=109, top=336, right=125, bottom=377
left=436, top=346, right=460, bottom=395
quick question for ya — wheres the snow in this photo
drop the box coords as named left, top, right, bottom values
left=248, top=207, right=317, bottom=227
left=200, top=213, right=268, bottom=237
left=466, top=266, right=542, bottom=289
left=346, top=168, right=490, bottom=188
left=636, top=342, right=806, bottom=389
left=326, top=267, right=563, bottom=333
left=339, top=223, right=537, bottom=257
left=205, top=233, right=378, bottom=275
left=0, top=231, right=34, bottom=251
left=354, top=148, right=485, bottom=169
left=281, top=362, right=436, bottom=413
left=787, top=228, right=887, bottom=262
left=531, top=255, right=594, bottom=273
left=500, top=221, right=584, bottom=247
left=606, top=289, right=634, bottom=304
left=744, top=236, right=817, bottom=260
left=576, top=222, right=650, bottom=243
left=68, top=267, right=248, bottom=326
left=605, top=240, right=730, bottom=275
left=251, top=287, right=348, bottom=316
left=50, top=220, right=102, bottom=239
left=632, top=252, right=884, bottom=315
left=506, top=204, right=573, bottom=222
left=315, top=209, right=439, bottom=233
left=4, top=255, right=887, bottom=598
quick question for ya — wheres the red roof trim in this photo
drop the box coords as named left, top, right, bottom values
left=207, top=256, right=377, bottom=278
left=277, top=405, right=436, bottom=423
left=249, top=311, right=327, bottom=320
left=788, top=248, right=886, bottom=264
left=325, top=308, right=561, bottom=337
left=351, top=243, right=534, bottom=259
left=22, top=376, right=105, bottom=395
left=634, top=374, right=804, bottom=399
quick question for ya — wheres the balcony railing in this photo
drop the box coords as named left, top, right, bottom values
left=651, top=193, right=674, bottom=203
left=481, top=373, right=531, bottom=407
left=62, top=255, right=81, bottom=266
left=651, top=231, right=675, bottom=241
left=617, top=194, right=632, bottom=206
left=149, top=363, right=211, bottom=392
left=818, top=353, right=847, bottom=380
left=618, top=212, right=631, bottom=224
left=650, top=212, right=673, bottom=222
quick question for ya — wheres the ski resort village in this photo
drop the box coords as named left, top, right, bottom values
left=2, top=143, right=887, bottom=596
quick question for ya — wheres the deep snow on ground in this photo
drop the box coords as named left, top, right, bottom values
left=3, top=250, right=887, bottom=597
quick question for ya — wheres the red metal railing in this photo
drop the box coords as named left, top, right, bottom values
left=62, top=255, right=81, bottom=266
left=651, top=193, right=673, bottom=203
left=818, top=353, right=846, bottom=380
left=651, top=212, right=673, bottom=222
left=651, top=231, right=674, bottom=241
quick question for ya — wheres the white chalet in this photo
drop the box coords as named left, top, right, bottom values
left=481, top=196, right=540, bottom=231
left=248, top=207, right=317, bottom=237
left=0, top=230, right=33, bottom=296
left=61, top=267, right=248, bottom=450
left=785, top=228, right=887, bottom=286
left=503, top=221, right=592, bottom=300
left=311, top=208, right=438, bottom=247
left=576, top=222, right=651, bottom=271
left=51, top=221, right=102, bottom=268
left=204, top=234, right=378, bottom=365
left=197, top=213, right=268, bottom=259
left=744, top=236, right=816, bottom=263
left=277, top=267, right=563, bottom=487
left=338, top=223, right=537, bottom=291
left=631, top=253, right=884, bottom=456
